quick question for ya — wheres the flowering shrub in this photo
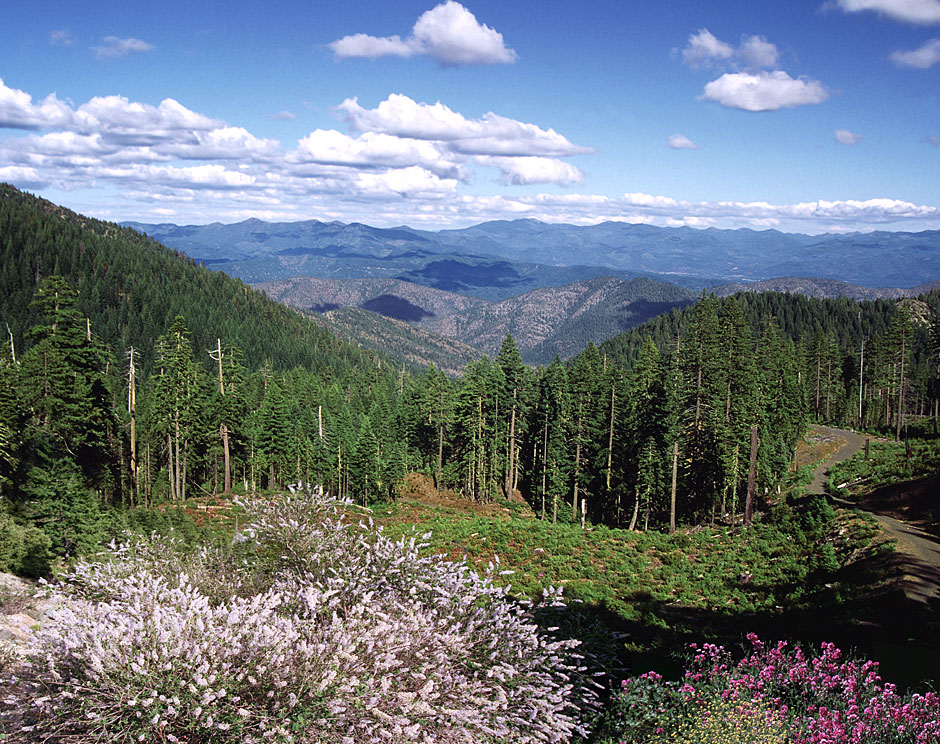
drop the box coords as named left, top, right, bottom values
left=596, top=634, right=940, bottom=744
left=1, top=491, right=598, bottom=742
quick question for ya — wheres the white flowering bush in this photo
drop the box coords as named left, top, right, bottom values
left=1, top=491, right=598, bottom=742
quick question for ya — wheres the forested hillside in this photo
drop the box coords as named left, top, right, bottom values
left=0, top=184, right=383, bottom=378
left=0, top=185, right=405, bottom=575
left=3, top=184, right=940, bottom=585
left=598, top=290, right=939, bottom=431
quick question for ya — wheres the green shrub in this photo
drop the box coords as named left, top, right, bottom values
left=0, top=510, right=52, bottom=577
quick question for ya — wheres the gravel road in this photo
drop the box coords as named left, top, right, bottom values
left=809, top=425, right=940, bottom=605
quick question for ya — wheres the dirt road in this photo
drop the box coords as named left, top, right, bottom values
left=808, top=425, right=940, bottom=605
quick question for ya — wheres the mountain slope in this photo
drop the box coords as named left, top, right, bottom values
left=712, top=276, right=940, bottom=300
left=0, top=184, right=386, bottom=378
left=260, top=274, right=695, bottom=364
left=313, top=307, right=483, bottom=377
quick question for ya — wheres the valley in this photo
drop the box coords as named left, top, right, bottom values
left=1, top=185, right=939, bottom=743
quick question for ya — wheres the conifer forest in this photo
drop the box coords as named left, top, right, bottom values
left=1, top=183, right=938, bottom=570
left=3, top=185, right=940, bottom=743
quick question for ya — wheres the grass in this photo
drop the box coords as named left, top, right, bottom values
left=372, top=493, right=885, bottom=654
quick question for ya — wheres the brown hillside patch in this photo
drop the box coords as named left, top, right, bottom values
left=397, top=473, right=534, bottom=519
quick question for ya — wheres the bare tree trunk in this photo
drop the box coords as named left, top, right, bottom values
left=572, top=428, right=581, bottom=519
left=221, top=423, right=231, bottom=494
left=167, top=431, right=176, bottom=501
left=506, top=390, right=517, bottom=497
left=541, top=420, right=548, bottom=520
left=128, top=347, right=137, bottom=502
left=745, top=424, right=758, bottom=526
left=628, top=488, right=639, bottom=531
left=896, top=341, right=906, bottom=442
left=670, top=441, right=678, bottom=534
left=606, top=385, right=615, bottom=490
left=551, top=459, right=557, bottom=524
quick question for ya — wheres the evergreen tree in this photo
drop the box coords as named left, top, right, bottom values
left=19, top=276, right=118, bottom=491
left=495, top=335, right=531, bottom=499
left=151, top=316, right=202, bottom=501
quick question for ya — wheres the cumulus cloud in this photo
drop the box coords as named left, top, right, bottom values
left=680, top=31, right=823, bottom=112
left=337, top=94, right=590, bottom=157
left=72, top=96, right=221, bottom=145
left=737, top=35, right=780, bottom=68
left=891, top=38, right=940, bottom=67
left=831, top=0, right=940, bottom=24
left=329, top=1, right=516, bottom=66
left=668, top=133, right=699, bottom=150
left=475, top=155, right=584, bottom=185
left=702, top=71, right=829, bottom=111
left=3, top=79, right=935, bottom=233
left=164, top=126, right=281, bottom=161
left=291, top=129, right=464, bottom=179
left=0, top=165, right=46, bottom=188
left=835, top=128, right=863, bottom=145
left=355, top=166, right=458, bottom=198
left=681, top=29, right=779, bottom=70
left=0, top=78, right=74, bottom=129
left=0, top=80, right=592, bottom=225
left=91, top=36, right=155, bottom=60
left=269, top=110, right=297, bottom=121
left=682, top=29, right=734, bottom=67
left=329, top=34, right=415, bottom=59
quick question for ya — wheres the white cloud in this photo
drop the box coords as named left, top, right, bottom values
left=165, top=126, right=281, bottom=160
left=835, top=128, right=863, bottom=145
left=737, top=35, right=779, bottom=69
left=329, top=34, right=415, bottom=59
left=355, top=166, right=458, bottom=197
left=410, top=1, right=517, bottom=65
left=927, top=135, right=940, bottom=145
left=702, top=71, right=829, bottom=111
left=475, top=155, right=584, bottom=185
left=0, top=165, right=46, bottom=188
left=0, top=78, right=74, bottom=130
left=337, top=94, right=589, bottom=157
left=50, top=29, right=74, bottom=47
left=91, top=36, right=155, bottom=60
left=269, top=110, right=297, bottom=121
left=668, top=133, right=699, bottom=150
left=832, top=0, right=940, bottom=24
left=3, top=79, right=936, bottom=233
left=891, top=38, right=940, bottom=67
left=291, top=129, right=464, bottom=179
left=682, top=29, right=734, bottom=67
left=681, top=30, right=779, bottom=70
left=329, top=1, right=516, bottom=66
left=73, top=96, right=222, bottom=145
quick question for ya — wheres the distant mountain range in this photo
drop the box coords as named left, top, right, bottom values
left=124, top=216, right=940, bottom=369
left=126, top=218, right=940, bottom=290
left=259, top=275, right=694, bottom=364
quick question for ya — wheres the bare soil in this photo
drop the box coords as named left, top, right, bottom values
left=812, top=425, right=940, bottom=608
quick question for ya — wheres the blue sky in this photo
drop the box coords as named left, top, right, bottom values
left=1, top=0, right=939, bottom=233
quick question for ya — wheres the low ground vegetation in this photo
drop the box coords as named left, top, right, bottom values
left=376, top=491, right=884, bottom=642
left=1, top=491, right=599, bottom=743
left=595, top=634, right=940, bottom=743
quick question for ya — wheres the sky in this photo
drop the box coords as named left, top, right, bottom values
left=1, top=0, right=939, bottom=234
